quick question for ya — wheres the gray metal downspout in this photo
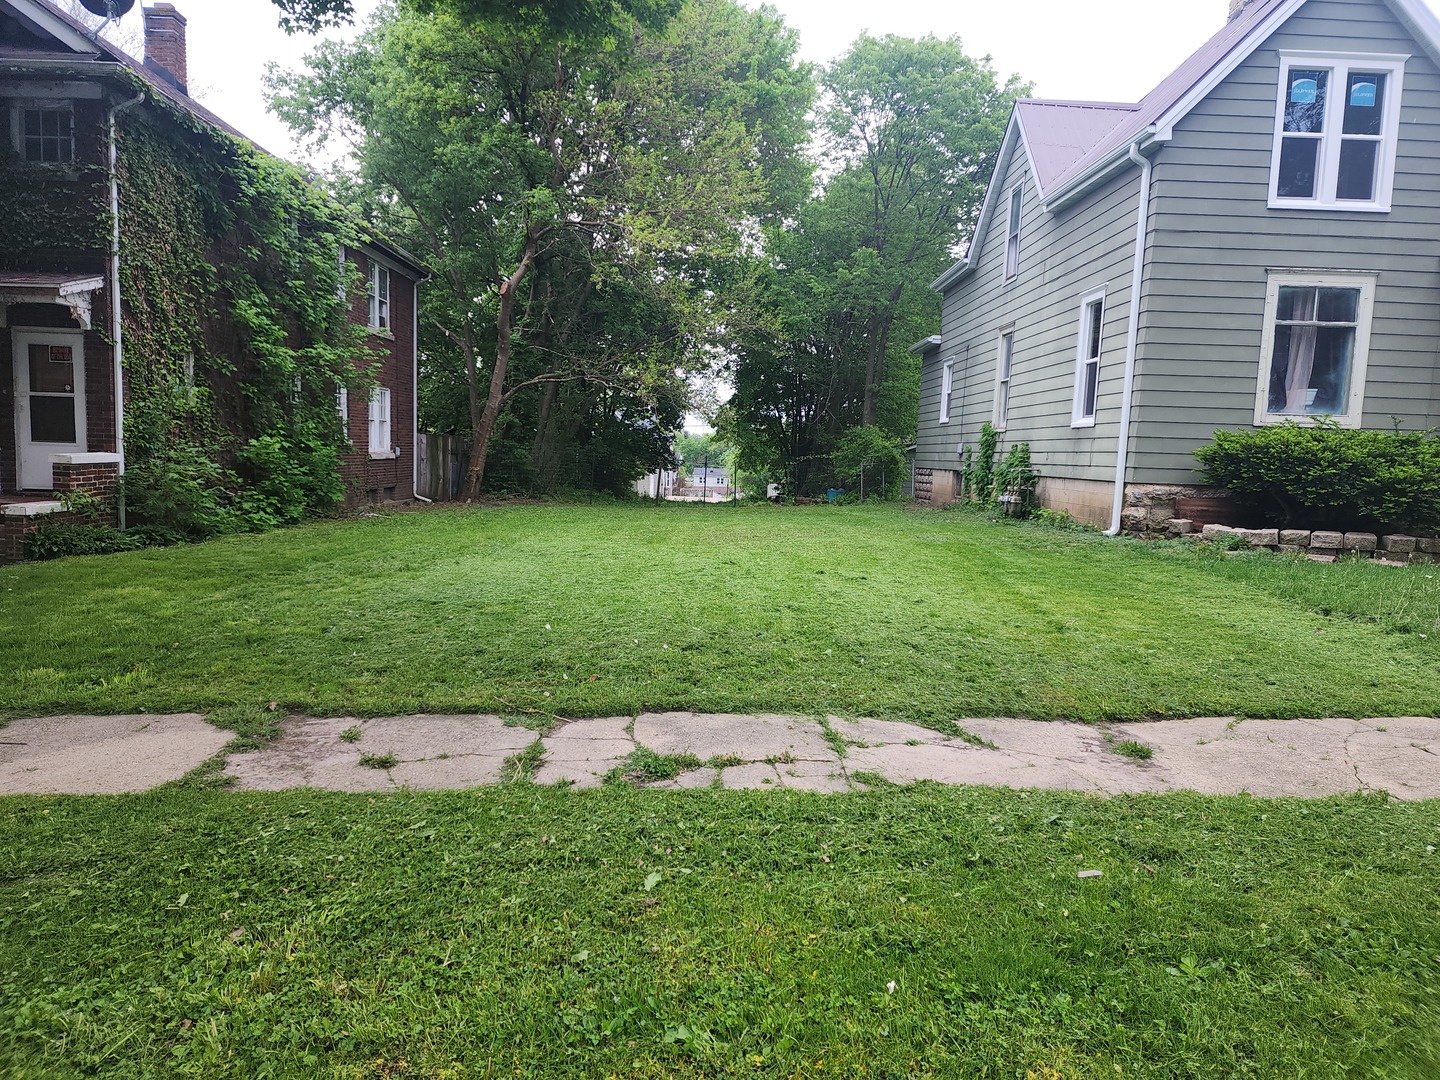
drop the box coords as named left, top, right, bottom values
left=108, top=90, right=145, bottom=530
left=1106, top=142, right=1154, bottom=536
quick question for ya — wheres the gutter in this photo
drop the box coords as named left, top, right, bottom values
left=108, top=88, right=145, bottom=530
left=1106, top=141, right=1154, bottom=537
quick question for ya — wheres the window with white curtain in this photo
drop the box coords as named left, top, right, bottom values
left=1255, top=271, right=1375, bottom=427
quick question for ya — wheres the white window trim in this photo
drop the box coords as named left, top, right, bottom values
left=336, top=384, right=350, bottom=443
left=993, top=328, right=1014, bottom=432
left=1071, top=287, right=1106, bottom=428
left=1003, top=187, right=1022, bottom=282
left=1253, top=269, right=1376, bottom=429
left=368, top=263, right=391, bottom=332
left=368, top=386, right=394, bottom=456
left=939, top=359, right=954, bottom=424
left=1267, top=51, right=1408, bottom=214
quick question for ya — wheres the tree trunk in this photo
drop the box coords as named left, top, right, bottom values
left=462, top=236, right=538, bottom=500
left=862, top=310, right=896, bottom=427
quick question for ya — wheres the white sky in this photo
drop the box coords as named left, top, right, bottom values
left=107, top=0, right=1255, bottom=164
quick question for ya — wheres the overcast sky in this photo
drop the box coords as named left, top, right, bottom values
left=110, top=0, right=1261, bottom=165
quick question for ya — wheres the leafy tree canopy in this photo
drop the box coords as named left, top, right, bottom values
left=267, top=0, right=679, bottom=35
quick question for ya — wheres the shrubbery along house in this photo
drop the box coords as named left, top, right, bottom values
left=913, top=0, right=1440, bottom=532
left=0, top=0, right=423, bottom=563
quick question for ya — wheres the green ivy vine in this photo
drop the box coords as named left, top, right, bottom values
left=111, top=100, right=380, bottom=534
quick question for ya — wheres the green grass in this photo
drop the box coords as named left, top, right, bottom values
left=0, top=785, right=1436, bottom=1078
left=1112, top=738, right=1155, bottom=761
left=2, top=502, right=1437, bottom=728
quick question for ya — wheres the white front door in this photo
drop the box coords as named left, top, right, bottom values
left=14, top=329, right=86, bottom=491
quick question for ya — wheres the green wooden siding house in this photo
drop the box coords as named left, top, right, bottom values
left=914, top=0, right=1440, bottom=531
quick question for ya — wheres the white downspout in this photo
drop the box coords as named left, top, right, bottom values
left=411, top=276, right=422, bottom=502
left=108, top=90, right=145, bottom=530
left=1106, top=141, right=1154, bottom=536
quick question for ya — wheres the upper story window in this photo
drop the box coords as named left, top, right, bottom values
left=939, top=359, right=954, bottom=424
left=1254, top=270, right=1375, bottom=428
left=1004, top=187, right=1022, bottom=280
left=368, top=263, right=390, bottom=331
left=17, top=104, right=74, bottom=163
left=1269, top=53, right=1407, bottom=212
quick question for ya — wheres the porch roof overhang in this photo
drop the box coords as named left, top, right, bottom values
left=0, top=272, right=105, bottom=330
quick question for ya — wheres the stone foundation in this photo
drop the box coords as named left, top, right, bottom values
left=1036, top=477, right=1114, bottom=528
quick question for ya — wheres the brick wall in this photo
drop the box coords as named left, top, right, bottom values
left=338, top=248, right=417, bottom=505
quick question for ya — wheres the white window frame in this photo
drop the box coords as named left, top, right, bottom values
left=368, top=386, right=393, bottom=456
left=939, top=359, right=954, bottom=424
left=12, top=101, right=75, bottom=164
left=994, top=328, right=1014, bottom=431
left=1253, top=270, right=1376, bottom=429
left=368, top=262, right=390, bottom=331
left=1071, top=287, right=1106, bottom=428
left=336, top=384, right=350, bottom=442
left=1003, top=187, right=1022, bottom=281
left=1267, top=52, right=1408, bottom=213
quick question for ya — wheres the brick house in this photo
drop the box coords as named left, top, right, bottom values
left=0, top=0, right=423, bottom=562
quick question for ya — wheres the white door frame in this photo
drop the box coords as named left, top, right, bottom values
left=13, top=328, right=87, bottom=491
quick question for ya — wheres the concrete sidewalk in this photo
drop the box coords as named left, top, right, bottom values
left=1, top=711, right=1436, bottom=799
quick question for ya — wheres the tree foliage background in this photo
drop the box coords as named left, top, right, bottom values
left=269, top=0, right=1022, bottom=497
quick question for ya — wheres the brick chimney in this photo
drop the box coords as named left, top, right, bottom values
left=1228, top=0, right=1263, bottom=21
left=143, top=4, right=188, bottom=95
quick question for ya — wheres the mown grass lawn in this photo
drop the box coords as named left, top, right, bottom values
left=2, top=502, right=1439, bottom=730
left=0, top=785, right=1436, bottom=1078
left=4, top=504, right=1440, bottom=1078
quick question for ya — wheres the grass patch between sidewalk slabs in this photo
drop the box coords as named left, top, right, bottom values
left=3, top=503, right=1439, bottom=728
left=0, top=784, right=1437, bottom=1077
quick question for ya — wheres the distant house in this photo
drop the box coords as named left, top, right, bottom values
left=0, top=0, right=423, bottom=562
left=689, top=465, right=729, bottom=491
left=913, top=0, right=1440, bottom=531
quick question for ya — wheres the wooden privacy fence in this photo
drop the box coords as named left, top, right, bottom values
left=416, top=433, right=466, bottom=501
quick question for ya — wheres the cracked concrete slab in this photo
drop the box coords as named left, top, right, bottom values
left=635, top=711, right=835, bottom=763
left=0, top=714, right=230, bottom=795
left=7, top=711, right=1438, bottom=799
left=224, top=714, right=538, bottom=792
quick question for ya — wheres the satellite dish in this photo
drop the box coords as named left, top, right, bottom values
left=80, top=0, right=137, bottom=17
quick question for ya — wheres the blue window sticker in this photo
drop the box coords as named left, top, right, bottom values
left=1291, top=77, right=1318, bottom=104
left=1350, top=80, right=1378, bottom=107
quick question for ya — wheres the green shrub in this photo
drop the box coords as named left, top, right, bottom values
left=831, top=426, right=906, bottom=499
left=24, top=523, right=144, bottom=561
left=234, top=427, right=344, bottom=528
left=121, top=446, right=236, bottom=539
left=1195, top=421, right=1440, bottom=531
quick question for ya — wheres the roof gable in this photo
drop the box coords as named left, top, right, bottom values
left=933, top=0, right=1440, bottom=292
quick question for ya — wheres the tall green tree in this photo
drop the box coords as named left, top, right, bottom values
left=728, top=34, right=1025, bottom=493
left=270, top=0, right=811, bottom=498
left=267, top=0, right=678, bottom=35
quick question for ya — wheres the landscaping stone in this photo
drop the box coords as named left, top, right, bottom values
left=1280, top=530, right=1311, bottom=546
left=0, top=713, right=230, bottom=795
left=1344, top=532, right=1378, bottom=552
left=1418, top=537, right=1440, bottom=554
left=1311, top=531, right=1344, bottom=549
left=1243, top=528, right=1280, bottom=548
left=1166, top=518, right=1195, bottom=536
left=1381, top=534, right=1417, bottom=553
left=1201, top=524, right=1237, bottom=541
left=1307, top=553, right=1338, bottom=563
left=1373, top=558, right=1409, bottom=569
left=1278, top=544, right=1301, bottom=555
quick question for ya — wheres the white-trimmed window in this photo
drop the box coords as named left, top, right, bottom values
left=15, top=103, right=74, bottom=163
left=1004, top=187, right=1022, bottom=280
left=1071, top=289, right=1105, bottom=427
left=368, top=386, right=392, bottom=455
left=994, top=330, right=1014, bottom=431
left=939, top=359, right=954, bottom=424
left=368, top=263, right=390, bottom=331
left=336, top=384, right=350, bottom=440
left=1254, top=271, right=1375, bottom=428
left=1268, top=53, right=1406, bottom=212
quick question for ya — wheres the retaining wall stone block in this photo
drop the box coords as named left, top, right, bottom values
left=1381, top=534, right=1418, bottom=553
left=1201, top=524, right=1237, bottom=541
left=1280, top=530, right=1311, bottom=546
left=1311, top=531, right=1345, bottom=549
left=1344, top=532, right=1378, bottom=552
